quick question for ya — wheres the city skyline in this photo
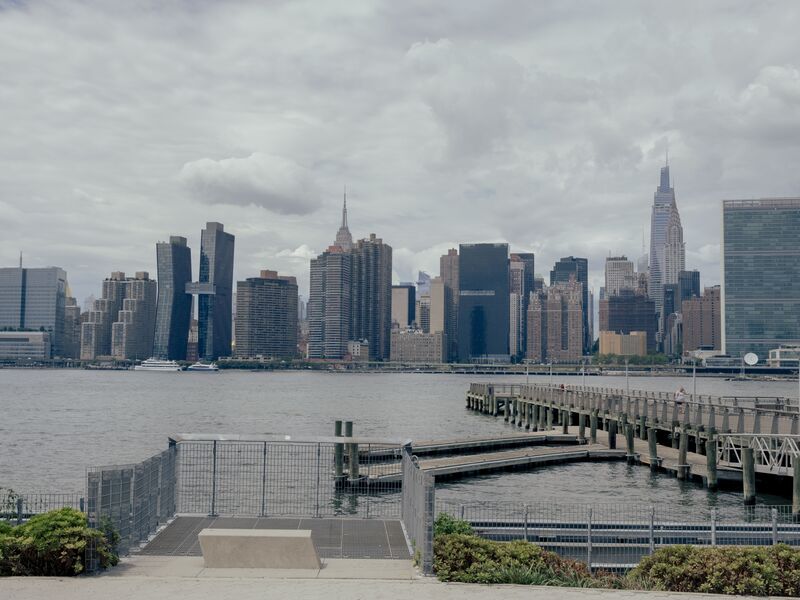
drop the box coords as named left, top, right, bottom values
left=2, top=3, right=799, bottom=304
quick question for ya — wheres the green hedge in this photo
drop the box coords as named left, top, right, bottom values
left=0, top=508, right=118, bottom=576
left=631, top=544, right=800, bottom=597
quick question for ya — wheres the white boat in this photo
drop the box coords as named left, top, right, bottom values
left=134, top=358, right=183, bottom=372
left=187, top=361, right=219, bottom=372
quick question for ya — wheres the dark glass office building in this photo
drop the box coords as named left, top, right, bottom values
left=153, top=236, right=193, bottom=360
left=550, top=256, right=589, bottom=353
left=197, top=222, right=235, bottom=360
left=678, top=270, right=700, bottom=305
left=457, top=243, right=509, bottom=363
left=723, top=198, right=800, bottom=360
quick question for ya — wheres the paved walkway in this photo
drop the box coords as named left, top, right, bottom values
left=0, top=575, right=789, bottom=600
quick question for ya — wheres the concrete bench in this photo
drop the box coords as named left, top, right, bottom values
left=198, top=529, right=321, bottom=569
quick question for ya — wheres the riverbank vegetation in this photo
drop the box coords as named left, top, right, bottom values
left=433, top=514, right=800, bottom=596
left=0, top=508, right=118, bottom=576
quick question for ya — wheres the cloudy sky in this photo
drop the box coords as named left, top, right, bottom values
left=2, top=1, right=799, bottom=304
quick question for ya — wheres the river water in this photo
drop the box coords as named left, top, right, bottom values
left=0, top=370, right=795, bottom=510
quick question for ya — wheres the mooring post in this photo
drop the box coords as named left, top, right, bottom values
left=677, top=427, right=689, bottom=480
left=639, top=414, right=647, bottom=440
left=742, top=446, right=756, bottom=505
left=625, top=424, right=635, bottom=464
left=546, top=405, right=553, bottom=430
left=578, top=412, right=586, bottom=442
left=334, top=420, right=344, bottom=479
left=647, top=428, right=659, bottom=470
left=608, top=419, right=617, bottom=450
left=590, top=410, right=598, bottom=444
left=793, top=457, right=800, bottom=518
left=504, top=397, right=510, bottom=422
left=532, top=404, right=539, bottom=431
left=671, top=425, right=680, bottom=449
left=706, top=437, right=718, bottom=491
left=561, top=410, right=569, bottom=434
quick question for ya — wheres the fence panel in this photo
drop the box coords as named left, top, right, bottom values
left=401, top=447, right=434, bottom=574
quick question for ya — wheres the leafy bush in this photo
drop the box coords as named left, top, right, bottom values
left=0, top=508, right=118, bottom=576
left=434, top=513, right=474, bottom=537
left=630, top=544, right=800, bottom=596
left=434, top=533, right=593, bottom=585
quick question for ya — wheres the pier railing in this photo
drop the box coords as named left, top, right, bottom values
left=468, top=382, right=800, bottom=435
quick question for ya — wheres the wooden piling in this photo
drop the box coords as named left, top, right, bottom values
left=625, top=424, right=635, bottom=464
left=608, top=419, right=617, bottom=450
left=677, top=427, right=689, bottom=480
left=561, top=410, right=569, bottom=434
left=647, top=428, right=659, bottom=470
left=578, top=413, right=586, bottom=441
left=706, top=437, right=718, bottom=491
left=639, top=414, right=647, bottom=440
left=590, top=410, right=598, bottom=444
left=742, top=447, right=756, bottom=505
left=546, top=406, right=553, bottom=430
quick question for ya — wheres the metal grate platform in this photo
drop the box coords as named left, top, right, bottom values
left=139, top=516, right=411, bottom=560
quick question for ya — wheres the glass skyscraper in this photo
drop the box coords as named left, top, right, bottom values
left=457, top=243, right=509, bottom=363
left=153, top=236, right=193, bottom=360
left=649, top=163, right=685, bottom=326
left=0, top=266, right=67, bottom=356
left=723, top=198, right=800, bottom=360
left=196, top=222, right=235, bottom=360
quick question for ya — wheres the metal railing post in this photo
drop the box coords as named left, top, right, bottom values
left=587, top=507, right=593, bottom=573
left=649, top=505, right=655, bottom=555
left=315, top=443, right=321, bottom=518
left=711, top=508, right=717, bottom=546
left=210, top=440, right=218, bottom=516
left=772, top=508, right=779, bottom=545
left=16, top=497, right=23, bottom=525
left=79, top=497, right=85, bottom=513
left=260, top=442, right=268, bottom=517
left=523, top=504, right=529, bottom=542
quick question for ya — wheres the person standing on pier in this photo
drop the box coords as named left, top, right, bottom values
left=674, top=387, right=687, bottom=404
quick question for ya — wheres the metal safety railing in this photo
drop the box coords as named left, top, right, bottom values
left=0, top=490, right=85, bottom=524
left=401, top=446, right=435, bottom=574
left=435, top=501, right=800, bottom=572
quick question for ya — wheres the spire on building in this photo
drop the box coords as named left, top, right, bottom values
left=334, top=186, right=353, bottom=251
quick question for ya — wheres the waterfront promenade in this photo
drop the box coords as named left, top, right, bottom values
left=0, top=573, right=785, bottom=600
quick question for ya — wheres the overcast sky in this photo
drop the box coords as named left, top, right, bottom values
left=2, top=1, right=799, bottom=303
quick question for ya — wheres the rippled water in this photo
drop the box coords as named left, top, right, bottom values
left=1, top=369, right=795, bottom=508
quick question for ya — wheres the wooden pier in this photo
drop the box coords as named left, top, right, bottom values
left=466, top=382, right=800, bottom=509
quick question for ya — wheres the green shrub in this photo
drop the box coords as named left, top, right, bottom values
left=434, top=513, right=474, bottom=537
left=629, top=544, right=800, bottom=597
left=0, top=508, right=118, bottom=576
left=434, top=533, right=593, bottom=585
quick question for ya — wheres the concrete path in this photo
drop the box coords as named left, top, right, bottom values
left=0, top=575, right=790, bottom=600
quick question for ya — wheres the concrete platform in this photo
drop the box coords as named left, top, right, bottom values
left=140, top=516, right=410, bottom=560
left=198, top=529, right=321, bottom=569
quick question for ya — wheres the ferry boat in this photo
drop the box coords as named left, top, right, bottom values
left=187, top=361, right=219, bottom=372
left=134, top=358, right=183, bottom=372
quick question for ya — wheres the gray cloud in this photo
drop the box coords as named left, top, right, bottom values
left=1, top=1, right=799, bottom=303
left=179, top=153, right=321, bottom=214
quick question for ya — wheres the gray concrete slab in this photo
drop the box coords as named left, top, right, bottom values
left=139, top=516, right=410, bottom=560
left=0, top=576, right=785, bottom=600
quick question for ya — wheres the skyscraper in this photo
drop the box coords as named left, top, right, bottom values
left=111, top=272, right=157, bottom=360
left=457, top=243, right=509, bottom=363
left=683, top=286, right=721, bottom=352
left=678, top=270, right=701, bottom=305
left=599, top=290, right=658, bottom=353
left=509, top=256, right=526, bottom=359
left=335, top=190, right=353, bottom=251
left=234, top=270, right=298, bottom=359
left=649, top=162, right=685, bottom=324
left=308, top=247, right=352, bottom=359
left=391, top=284, right=415, bottom=329
left=440, top=248, right=459, bottom=361
left=194, top=222, right=235, bottom=360
left=81, top=271, right=128, bottom=359
left=0, top=266, right=67, bottom=357
left=154, top=236, right=193, bottom=360
left=526, top=278, right=583, bottom=363
left=604, top=256, right=636, bottom=297
left=351, top=234, right=392, bottom=361
left=550, top=256, right=589, bottom=353
left=722, top=198, right=800, bottom=360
